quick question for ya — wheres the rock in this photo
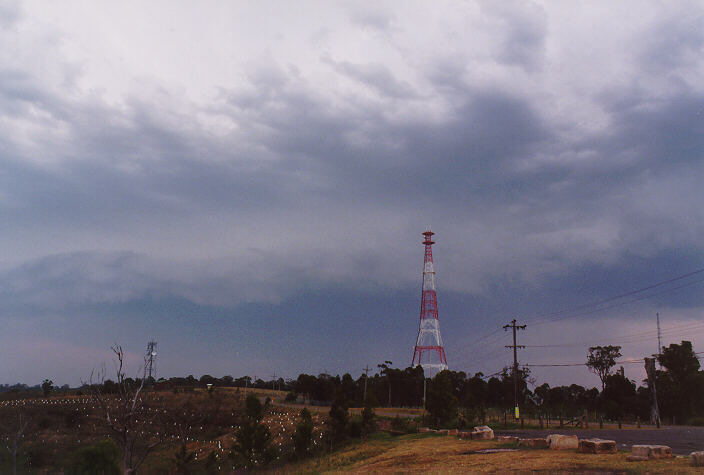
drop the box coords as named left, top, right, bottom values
left=578, top=438, right=617, bottom=454
left=457, top=431, right=472, bottom=439
left=631, top=445, right=673, bottom=459
left=497, top=436, right=519, bottom=443
left=691, top=451, right=704, bottom=467
left=518, top=438, right=549, bottom=448
left=626, top=455, right=649, bottom=462
left=436, top=429, right=449, bottom=435
left=546, top=434, right=578, bottom=450
left=471, top=426, right=495, bottom=440
left=419, top=427, right=435, bottom=433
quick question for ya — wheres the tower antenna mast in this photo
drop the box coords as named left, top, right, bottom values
left=411, top=227, right=448, bottom=377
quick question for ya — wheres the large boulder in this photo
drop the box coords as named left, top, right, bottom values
left=497, top=436, right=519, bottom=443
left=471, top=426, right=495, bottom=440
left=631, top=445, right=672, bottom=459
left=578, top=438, right=617, bottom=454
left=518, top=438, right=548, bottom=448
left=691, top=451, right=704, bottom=467
left=546, top=434, right=578, bottom=450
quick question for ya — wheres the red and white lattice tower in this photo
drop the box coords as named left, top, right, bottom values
left=412, top=227, right=448, bottom=375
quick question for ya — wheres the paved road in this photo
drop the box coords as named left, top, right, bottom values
left=496, top=427, right=704, bottom=455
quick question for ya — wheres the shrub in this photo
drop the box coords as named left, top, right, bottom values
left=285, top=392, right=298, bottom=402
left=689, top=416, right=704, bottom=426
left=67, top=439, right=120, bottom=475
left=347, top=416, right=363, bottom=438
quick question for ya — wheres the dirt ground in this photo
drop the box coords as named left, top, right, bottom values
left=497, top=426, right=704, bottom=455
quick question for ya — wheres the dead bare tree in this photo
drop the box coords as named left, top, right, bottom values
left=1, top=410, right=31, bottom=475
left=89, top=344, right=163, bottom=474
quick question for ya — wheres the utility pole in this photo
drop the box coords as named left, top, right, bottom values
left=656, top=313, right=662, bottom=368
left=363, top=366, right=371, bottom=403
left=272, top=372, right=276, bottom=391
left=644, top=357, right=661, bottom=428
left=504, top=319, right=526, bottom=420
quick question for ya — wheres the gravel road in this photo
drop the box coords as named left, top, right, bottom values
left=496, top=427, right=704, bottom=455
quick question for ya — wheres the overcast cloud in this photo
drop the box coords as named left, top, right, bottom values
left=1, top=0, right=703, bottom=387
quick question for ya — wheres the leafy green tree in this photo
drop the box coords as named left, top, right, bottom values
left=231, top=394, right=274, bottom=468
left=586, top=345, right=622, bottom=391
left=426, top=370, right=458, bottom=428
left=361, top=398, right=376, bottom=437
left=41, top=379, right=53, bottom=397
left=656, top=341, right=704, bottom=422
left=293, top=408, right=314, bottom=459
left=327, top=389, right=349, bottom=445
left=68, top=439, right=120, bottom=475
left=601, top=373, right=636, bottom=420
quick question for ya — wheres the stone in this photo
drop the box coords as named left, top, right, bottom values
left=690, top=451, right=704, bottom=467
left=457, top=431, right=472, bottom=439
left=578, top=438, right=617, bottom=454
left=631, top=445, right=672, bottom=459
left=626, top=455, right=649, bottom=462
left=436, top=429, right=449, bottom=435
left=546, top=434, right=579, bottom=450
left=518, top=438, right=549, bottom=448
left=497, top=436, right=519, bottom=443
left=419, top=427, right=435, bottom=433
left=471, top=426, right=495, bottom=440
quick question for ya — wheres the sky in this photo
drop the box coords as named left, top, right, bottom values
left=1, top=0, right=703, bottom=389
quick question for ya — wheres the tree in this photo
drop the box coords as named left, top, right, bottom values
left=426, top=370, right=458, bottom=428
left=377, top=361, right=393, bottom=406
left=293, top=408, right=314, bottom=459
left=41, top=379, right=53, bottom=397
left=88, top=345, right=163, bottom=474
left=0, top=410, right=31, bottom=475
left=656, top=341, right=703, bottom=422
left=601, top=373, right=636, bottom=420
left=231, top=394, right=274, bottom=468
left=361, top=397, right=376, bottom=438
left=328, top=389, right=349, bottom=446
left=586, top=345, right=622, bottom=391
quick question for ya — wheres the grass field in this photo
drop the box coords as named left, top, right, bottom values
left=283, top=432, right=702, bottom=473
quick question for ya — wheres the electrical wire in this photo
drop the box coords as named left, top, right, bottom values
left=528, top=276, right=704, bottom=326
left=525, top=267, right=704, bottom=324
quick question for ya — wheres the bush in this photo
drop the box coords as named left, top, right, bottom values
left=689, top=416, right=704, bottom=426
left=67, top=439, right=120, bottom=475
left=285, top=392, right=298, bottom=402
left=347, top=416, right=363, bottom=438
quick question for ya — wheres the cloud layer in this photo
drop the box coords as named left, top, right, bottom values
left=1, top=0, right=703, bottom=385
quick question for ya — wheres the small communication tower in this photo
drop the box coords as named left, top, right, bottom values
left=146, top=340, right=157, bottom=381
left=411, top=227, right=448, bottom=376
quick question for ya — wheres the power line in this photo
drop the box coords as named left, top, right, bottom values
left=520, top=322, right=704, bottom=349
left=525, top=358, right=645, bottom=368
left=529, top=275, right=704, bottom=326
left=525, top=267, right=704, bottom=324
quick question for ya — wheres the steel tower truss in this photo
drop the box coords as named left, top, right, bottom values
left=412, top=228, right=448, bottom=375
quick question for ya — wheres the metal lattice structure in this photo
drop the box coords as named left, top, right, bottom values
left=412, top=227, right=448, bottom=376
left=146, top=340, right=157, bottom=381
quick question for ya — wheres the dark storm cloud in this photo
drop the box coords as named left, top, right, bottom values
left=3, top=1, right=704, bottom=385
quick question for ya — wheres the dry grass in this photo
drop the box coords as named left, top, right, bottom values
left=283, top=433, right=701, bottom=473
